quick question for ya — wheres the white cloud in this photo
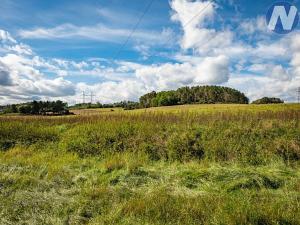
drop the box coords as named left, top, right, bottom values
left=75, top=79, right=147, bottom=103
left=7, top=43, right=33, bottom=55
left=291, top=33, right=300, bottom=51
left=18, top=23, right=173, bottom=45
left=227, top=74, right=300, bottom=102
left=170, top=0, right=234, bottom=54
left=0, top=30, right=17, bottom=43
left=248, top=63, right=291, bottom=81
left=291, top=53, right=300, bottom=67
left=253, top=42, right=288, bottom=59
left=194, top=55, right=229, bottom=83
left=136, top=55, right=228, bottom=90
left=0, top=29, right=76, bottom=105
left=239, top=16, right=266, bottom=34
left=0, top=54, right=76, bottom=99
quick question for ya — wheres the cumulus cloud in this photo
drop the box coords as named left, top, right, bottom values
left=170, top=0, right=234, bottom=54
left=18, top=77, right=75, bottom=97
left=77, top=79, right=147, bottom=103
left=0, top=53, right=76, bottom=100
left=227, top=74, right=300, bottom=102
left=248, top=64, right=291, bottom=81
left=134, top=55, right=229, bottom=91
left=194, top=55, right=229, bottom=83
left=0, top=29, right=76, bottom=105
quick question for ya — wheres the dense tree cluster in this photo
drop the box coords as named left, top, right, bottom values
left=252, top=97, right=284, bottom=104
left=19, top=101, right=70, bottom=115
left=139, top=86, right=249, bottom=108
left=0, top=101, right=70, bottom=115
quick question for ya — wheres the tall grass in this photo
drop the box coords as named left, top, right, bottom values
left=0, top=104, right=299, bottom=224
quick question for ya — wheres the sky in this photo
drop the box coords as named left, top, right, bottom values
left=0, top=0, right=299, bottom=105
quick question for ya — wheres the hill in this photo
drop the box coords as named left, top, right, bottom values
left=140, top=85, right=249, bottom=108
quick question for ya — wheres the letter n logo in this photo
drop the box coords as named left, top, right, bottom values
left=266, top=2, right=299, bottom=34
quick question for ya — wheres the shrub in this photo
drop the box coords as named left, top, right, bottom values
left=252, top=97, right=284, bottom=104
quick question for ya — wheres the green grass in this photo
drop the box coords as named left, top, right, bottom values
left=0, top=104, right=300, bottom=224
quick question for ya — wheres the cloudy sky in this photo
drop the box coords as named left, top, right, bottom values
left=0, top=0, right=299, bottom=105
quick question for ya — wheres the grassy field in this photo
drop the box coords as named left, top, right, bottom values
left=0, top=104, right=300, bottom=225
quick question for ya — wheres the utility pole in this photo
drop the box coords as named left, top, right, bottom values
left=297, top=87, right=300, bottom=104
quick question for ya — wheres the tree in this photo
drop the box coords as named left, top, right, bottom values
left=139, top=91, right=157, bottom=108
left=52, top=100, right=67, bottom=114
left=19, top=105, right=31, bottom=114
left=31, top=101, right=40, bottom=114
left=11, top=104, right=18, bottom=113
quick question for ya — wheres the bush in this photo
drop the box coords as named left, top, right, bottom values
left=252, top=97, right=284, bottom=104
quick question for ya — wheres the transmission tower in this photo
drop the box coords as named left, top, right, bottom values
left=90, top=92, right=95, bottom=104
left=82, top=91, right=86, bottom=104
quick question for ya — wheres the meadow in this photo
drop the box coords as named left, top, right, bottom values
left=0, top=104, right=300, bottom=225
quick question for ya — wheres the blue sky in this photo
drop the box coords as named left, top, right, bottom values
left=0, top=0, right=299, bottom=104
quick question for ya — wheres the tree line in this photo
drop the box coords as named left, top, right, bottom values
left=139, top=85, right=249, bottom=108
left=1, top=101, right=70, bottom=115
left=0, top=86, right=285, bottom=114
left=69, top=101, right=139, bottom=110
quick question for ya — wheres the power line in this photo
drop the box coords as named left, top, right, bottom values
left=112, top=0, right=156, bottom=60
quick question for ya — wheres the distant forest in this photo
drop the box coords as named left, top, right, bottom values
left=139, top=86, right=249, bottom=108
left=0, top=86, right=251, bottom=114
